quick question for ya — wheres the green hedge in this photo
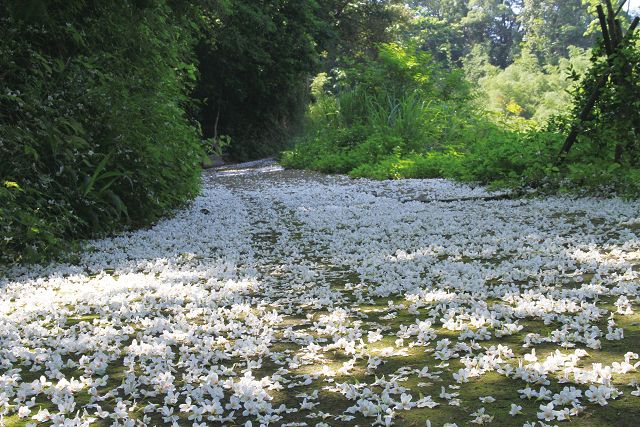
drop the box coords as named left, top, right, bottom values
left=0, top=0, right=203, bottom=265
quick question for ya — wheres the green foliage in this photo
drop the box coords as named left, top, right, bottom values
left=567, top=29, right=640, bottom=165
left=408, top=1, right=598, bottom=69
left=407, top=14, right=466, bottom=66
left=518, top=0, right=595, bottom=64
left=318, top=0, right=407, bottom=60
left=473, top=47, right=592, bottom=122
left=203, top=135, right=232, bottom=158
left=281, top=43, right=476, bottom=173
left=0, top=0, right=203, bottom=265
left=284, top=27, right=640, bottom=197
left=194, top=0, right=325, bottom=160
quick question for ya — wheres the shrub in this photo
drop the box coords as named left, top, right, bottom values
left=283, top=38, right=640, bottom=197
left=281, top=43, right=475, bottom=172
left=0, top=0, right=203, bottom=265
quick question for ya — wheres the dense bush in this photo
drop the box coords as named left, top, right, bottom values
left=284, top=24, right=640, bottom=197
left=0, top=0, right=203, bottom=264
left=282, top=43, right=558, bottom=185
left=570, top=32, right=640, bottom=165
left=281, top=43, right=474, bottom=172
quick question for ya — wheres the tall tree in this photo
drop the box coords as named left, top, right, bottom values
left=408, top=0, right=470, bottom=65
left=317, top=0, right=407, bottom=62
left=410, top=0, right=523, bottom=67
left=462, top=0, right=523, bottom=67
left=519, top=0, right=594, bottom=64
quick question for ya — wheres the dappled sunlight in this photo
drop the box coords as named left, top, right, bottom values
left=1, top=163, right=639, bottom=426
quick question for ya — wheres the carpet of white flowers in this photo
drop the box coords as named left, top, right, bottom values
left=1, top=161, right=640, bottom=427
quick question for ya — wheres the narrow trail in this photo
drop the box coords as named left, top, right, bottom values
left=1, top=160, right=640, bottom=426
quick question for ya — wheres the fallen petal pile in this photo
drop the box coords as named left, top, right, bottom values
left=1, top=163, right=639, bottom=426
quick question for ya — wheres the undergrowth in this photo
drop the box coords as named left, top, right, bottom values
left=0, top=1, right=203, bottom=265
left=281, top=41, right=640, bottom=197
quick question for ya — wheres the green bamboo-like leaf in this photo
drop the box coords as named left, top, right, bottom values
left=82, top=154, right=111, bottom=197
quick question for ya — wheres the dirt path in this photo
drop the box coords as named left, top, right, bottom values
left=1, top=161, right=639, bottom=426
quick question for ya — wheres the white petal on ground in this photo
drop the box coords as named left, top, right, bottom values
left=1, top=160, right=639, bottom=425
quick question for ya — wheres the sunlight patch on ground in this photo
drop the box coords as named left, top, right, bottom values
left=1, top=162, right=639, bottom=426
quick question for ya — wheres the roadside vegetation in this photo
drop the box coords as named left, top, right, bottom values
left=282, top=2, right=640, bottom=199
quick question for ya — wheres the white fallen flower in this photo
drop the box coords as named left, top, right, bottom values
left=509, top=403, right=523, bottom=416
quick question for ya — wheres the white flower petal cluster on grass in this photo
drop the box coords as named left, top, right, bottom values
left=1, top=163, right=639, bottom=426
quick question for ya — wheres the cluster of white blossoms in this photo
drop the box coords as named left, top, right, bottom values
left=1, top=163, right=639, bottom=426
